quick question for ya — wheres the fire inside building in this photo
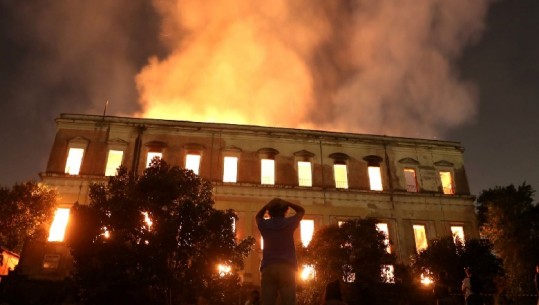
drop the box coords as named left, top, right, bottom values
left=17, top=113, right=477, bottom=285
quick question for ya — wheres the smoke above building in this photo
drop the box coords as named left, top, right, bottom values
left=135, top=0, right=490, bottom=138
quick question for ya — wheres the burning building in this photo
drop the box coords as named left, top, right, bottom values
left=19, top=113, right=476, bottom=284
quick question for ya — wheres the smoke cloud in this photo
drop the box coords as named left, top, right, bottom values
left=136, top=0, right=490, bottom=138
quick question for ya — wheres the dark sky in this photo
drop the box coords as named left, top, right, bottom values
left=0, top=0, right=537, bottom=197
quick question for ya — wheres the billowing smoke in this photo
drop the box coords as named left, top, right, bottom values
left=136, top=0, right=490, bottom=138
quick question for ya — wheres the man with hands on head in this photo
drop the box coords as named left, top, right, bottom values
left=256, top=198, right=305, bottom=305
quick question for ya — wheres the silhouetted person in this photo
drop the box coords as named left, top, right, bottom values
left=434, top=271, right=451, bottom=305
left=462, top=267, right=482, bottom=305
left=245, top=289, right=260, bottom=305
left=322, top=280, right=347, bottom=305
left=256, top=198, right=305, bottom=305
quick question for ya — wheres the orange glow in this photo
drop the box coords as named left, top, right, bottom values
left=300, top=264, right=315, bottom=281
left=65, top=148, right=84, bottom=175
left=146, top=152, right=162, bottom=168
left=376, top=223, right=391, bottom=253
left=413, top=225, right=428, bottom=253
left=381, top=264, right=395, bottom=283
left=420, top=272, right=434, bottom=286
left=48, top=208, right=70, bottom=242
left=300, top=219, right=314, bottom=247
left=451, top=226, right=465, bottom=244
left=142, top=212, right=153, bottom=230
left=185, top=154, right=201, bottom=174
left=223, top=156, right=238, bottom=182
left=105, top=150, right=123, bottom=176
left=439, top=171, right=454, bottom=194
left=261, top=159, right=275, bottom=185
left=297, top=161, right=312, bottom=187
left=368, top=166, right=383, bottom=191
left=217, top=264, right=232, bottom=277
left=334, top=164, right=348, bottom=189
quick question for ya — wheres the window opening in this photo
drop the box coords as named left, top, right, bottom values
left=450, top=226, right=465, bottom=244
left=300, top=219, right=314, bottom=247
left=261, top=159, right=275, bottom=185
left=185, top=154, right=201, bottom=175
left=413, top=224, right=428, bottom=253
left=404, top=168, right=418, bottom=192
left=439, top=171, right=454, bottom=194
left=105, top=150, right=123, bottom=176
left=297, top=161, right=312, bottom=187
left=48, top=208, right=70, bottom=242
left=65, top=148, right=84, bottom=175
left=146, top=152, right=162, bottom=168
left=223, top=156, right=238, bottom=182
left=376, top=223, right=391, bottom=253
left=334, top=164, right=348, bottom=189
left=368, top=166, right=383, bottom=191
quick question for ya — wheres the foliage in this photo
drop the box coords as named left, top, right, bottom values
left=65, top=159, right=255, bottom=305
left=0, top=181, right=56, bottom=254
left=476, top=183, right=539, bottom=294
left=411, top=236, right=503, bottom=294
left=298, top=218, right=395, bottom=305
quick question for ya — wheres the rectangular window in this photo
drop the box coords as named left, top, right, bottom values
left=381, top=264, right=395, bottom=283
left=300, top=219, right=314, bottom=247
left=368, top=166, right=383, bottom=191
left=404, top=168, right=418, bottom=192
left=185, top=154, right=201, bottom=175
left=42, top=254, right=61, bottom=269
left=223, top=156, right=238, bottom=183
left=261, top=159, right=275, bottom=185
left=413, top=225, right=428, bottom=253
left=65, top=148, right=84, bottom=175
left=146, top=152, right=162, bottom=168
left=451, top=226, right=465, bottom=244
left=376, top=223, right=391, bottom=253
left=297, top=161, right=312, bottom=187
left=105, top=150, right=123, bottom=176
left=334, top=164, right=348, bottom=189
left=48, top=208, right=70, bottom=242
left=439, top=171, right=454, bottom=194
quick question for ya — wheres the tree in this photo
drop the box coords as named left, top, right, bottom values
left=298, top=218, right=395, bottom=305
left=476, top=183, right=539, bottom=294
left=0, top=181, right=56, bottom=254
left=65, top=159, right=255, bottom=305
left=411, top=237, right=503, bottom=294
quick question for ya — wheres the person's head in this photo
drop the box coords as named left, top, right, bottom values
left=323, top=280, right=343, bottom=301
left=267, top=198, right=289, bottom=218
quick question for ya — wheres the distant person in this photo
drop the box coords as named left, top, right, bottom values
left=245, top=289, right=260, bottom=305
left=434, top=271, right=451, bottom=305
left=256, top=198, right=305, bottom=305
left=534, top=264, right=538, bottom=305
left=322, top=280, right=347, bottom=305
left=462, top=267, right=482, bottom=305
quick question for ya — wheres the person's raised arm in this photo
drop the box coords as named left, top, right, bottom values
left=256, top=203, right=269, bottom=221
left=287, top=202, right=305, bottom=219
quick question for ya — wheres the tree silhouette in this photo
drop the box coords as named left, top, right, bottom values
left=66, top=159, right=255, bottom=305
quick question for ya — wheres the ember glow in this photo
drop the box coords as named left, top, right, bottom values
left=136, top=0, right=490, bottom=137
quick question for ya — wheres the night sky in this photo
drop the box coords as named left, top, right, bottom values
left=0, top=0, right=537, bottom=197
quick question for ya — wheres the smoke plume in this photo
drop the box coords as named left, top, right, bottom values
left=136, top=0, right=490, bottom=138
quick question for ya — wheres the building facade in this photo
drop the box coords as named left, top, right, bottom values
left=24, top=113, right=477, bottom=283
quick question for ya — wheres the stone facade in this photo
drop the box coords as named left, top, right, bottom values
left=27, top=113, right=477, bottom=283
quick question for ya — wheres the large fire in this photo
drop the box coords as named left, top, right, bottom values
left=135, top=0, right=490, bottom=137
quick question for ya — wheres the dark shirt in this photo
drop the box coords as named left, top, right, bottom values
left=534, top=272, right=538, bottom=294
left=256, top=213, right=302, bottom=270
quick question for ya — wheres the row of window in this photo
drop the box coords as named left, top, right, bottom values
left=64, top=147, right=455, bottom=194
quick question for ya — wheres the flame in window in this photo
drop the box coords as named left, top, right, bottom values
left=413, top=225, right=428, bottom=253
left=146, top=152, right=162, bottom=167
left=261, top=159, right=275, bottom=185
left=368, top=166, right=383, bottom=191
left=334, top=164, right=348, bottom=189
left=105, top=150, right=123, bottom=176
left=65, top=148, right=84, bottom=175
left=185, top=154, right=201, bottom=174
left=300, top=264, right=315, bottom=281
left=48, top=208, right=70, bottom=242
left=217, top=264, right=232, bottom=277
left=300, top=219, right=314, bottom=247
left=297, top=161, right=312, bottom=187
left=376, top=223, right=391, bottom=253
left=223, top=156, right=238, bottom=182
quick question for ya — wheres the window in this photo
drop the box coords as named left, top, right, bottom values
left=368, top=166, right=383, bottom=191
left=439, top=171, right=454, bottom=194
left=185, top=154, right=201, bottom=175
left=42, top=254, right=61, bottom=269
left=403, top=168, right=418, bottom=192
left=105, top=150, right=123, bottom=176
left=334, top=164, right=348, bottom=189
left=217, top=264, right=232, bottom=277
left=146, top=152, right=162, bottom=167
left=261, top=159, right=275, bottom=185
left=223, top=156, right=238, bottom=182
left=297, top=161, right=312, bottom=187
left=451, top=226, right=465, bottom=244
left=413, top=224, right=428, bottom=253
left=376, top=223, right=391, bottom=253
left=48, top=208, right=70, bottom=242
left=300, top=219, right=314, bottom=247
left=381, top=265, right=395, bottom=283
left=65, top=148, right=84, bottom=175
